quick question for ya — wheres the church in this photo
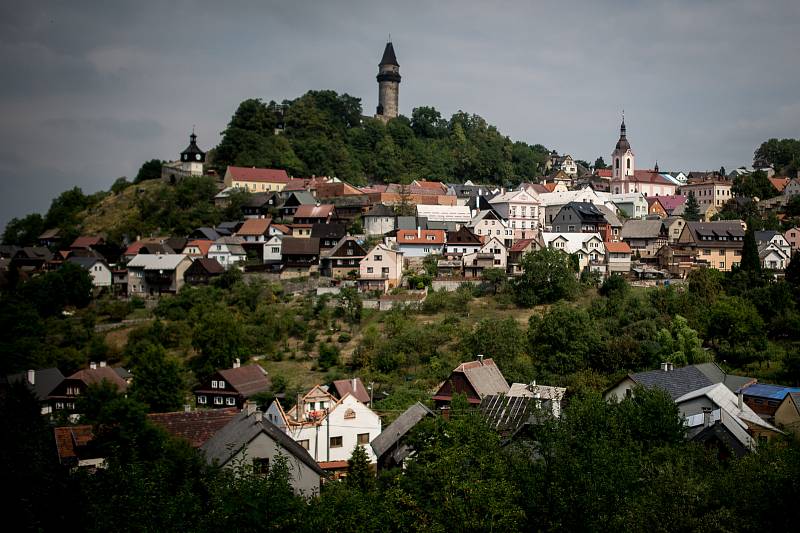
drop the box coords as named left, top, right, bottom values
left=609, top=116, right=677, bottom=197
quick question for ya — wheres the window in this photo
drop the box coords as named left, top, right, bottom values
left=226, top=397, right=236, bottom=406
left=344, top=408, right=356, bottom=419
left=382, top=267, right=390, bottom=274
left=198, top=395, right=207, bottom=404
left=367, top=267, right=374, bottom=273
left=218, top=381, right=225, bottom=389
left=211, top=380, right=218, bottom=389
left=568, top=225, right=575, bottom=232
left=374, top=255, right=382, bottom=261
left=346, top=249, right=354, bottom=256
left=298, top=440, right=309, bottom=450
left=253, top=457, right=270, bottom=475
left=55, top=402, right=65, bottom=410
left=330, top=436, right=343, bottom=448
left=271, top=247, right=279, bottom=253
left=357, top=433, right=370, bottom=445
left=214, top=397, right=223, bottom=405
left=719, top=262, right=725, bottom=268
left=703, top=249, right=711, bottom=256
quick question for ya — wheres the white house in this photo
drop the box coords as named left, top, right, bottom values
left=463, top=236, right=507, bottom=270
left=263, top=235, right=283, bottom=264
left=489, top=189, right=541, bottom=240
left=126, top=254, right=192, bottom=296
left=610, top=193, right=649, bottom=219
left=67, top=257, right=112, bottom=287
left=363, top=204, right=396, bottom=236
left=541, top=232, right=605, bottom=272
left=266, top=389, right=382, bottom=464
left=208, top=237, right=247, bottom=269
left=466, top=210, right=513, bottom=245
left=394, top=229, right=445, bottom=258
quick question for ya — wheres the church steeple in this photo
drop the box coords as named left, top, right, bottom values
left=611, top=112, right=634, bottom=182
left=180, top=129, right=205, bottom=177
left=376, top=41, right=401, bottom=121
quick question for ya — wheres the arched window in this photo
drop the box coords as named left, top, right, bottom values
left=626, top=158, right=631, bottom=169
left=615, top=158, right=620, bottom=169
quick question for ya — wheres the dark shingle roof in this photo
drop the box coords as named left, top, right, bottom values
left=201, top=412, right=325, bottom=475
left=370, top=402, right=434, bottom=459
left=379, top=42, right=399, bottom=67
left=310, top=223, right=347, bottom=240
left=365, top=204, right=396, bottom=217
left=282, top=237, right=320, bottom=255
left=630, top=365, right=713, bottom=400
left=332, top=378, right=370, bottom=404
left=148, top=408, right=238, bottom=447
left=8, top=368, right=64, bottom=401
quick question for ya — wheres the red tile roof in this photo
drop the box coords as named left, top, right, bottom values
left=629, top=170, right=676, bottom=185
left=332, top=378, right=370, bottom=404
left=769, top=177, right=790, bottom=193
left=412, top=180, right=448, bottom=192
left=294, top=204, right=334, bottom=219
left=283, top=179, right=309, bottom=191
left=544, top=183, right=558, bottom=192
left=604, top=241, right=632, bottom=253
left=148, top=408, right=238, bottom=448
left=185, top=239, right=213, bottom=256
left=218, top=364, right=271, bottom=397
left=509, top=238, right=536, bottom=252
left=54, top=425, right=94, bottom=462
left=270, top=224, right=290, bottom=235
left=236, top=218, right=272, bottom=236
left=68, top=367, right=128, bottom=392
left=226, top=166, right=291, bottom=183
left=652, top=195, right=687, bottom=212
left=396, top=229, right=446, bottom=245
left=596, top=169, right=612, bottom=178
left=71, top=236, right=103, bottom=249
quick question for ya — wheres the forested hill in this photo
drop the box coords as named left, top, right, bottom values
left=211, top=90, right=550, bottom=186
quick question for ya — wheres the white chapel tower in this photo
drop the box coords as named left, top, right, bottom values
left=611, top=114, right=635, bottom=181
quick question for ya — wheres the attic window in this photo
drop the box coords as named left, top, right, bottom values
left=405, top=235, right=413, bottom=240
left=427, top=235, right=435, bottom=241
left=344, top=408, right=356, bottom=419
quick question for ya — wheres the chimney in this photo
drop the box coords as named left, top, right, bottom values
left=184, top=404, right=191, bottom=413
left=417, top=226, right=421, bottom=238
left=352, top=377, right=357, bottom=391
left=737, top=392, right=743, bottom=410
left=254, top=410, right=263, bottom=422
left=244, top=401, right=257, bottom=416
left=702, top=407, right=712, bottom=427
left=90, top=362, right=97, bottom=370
left=27, top=369, right=35, bottom=385
left=477, top=354, right=484, bottom=364
left=233, top=358, right=240, bottom=369
left=661, top=362, right=668, bottom=372
left=668, top=362, right=674, bottom=371
left=99, top=361, right=107, bottom=368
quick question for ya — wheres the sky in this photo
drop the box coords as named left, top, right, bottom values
left=1, top=0, right=799, bottom=229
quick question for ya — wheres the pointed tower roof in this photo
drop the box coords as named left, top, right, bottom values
left=380, top=42, right=399, bottom=67
left=614, top=115, right=631, bottom=152
left=181, top=130, right=205, bottom=158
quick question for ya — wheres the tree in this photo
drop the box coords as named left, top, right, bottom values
left=683, top=191, right=701, bottom=221
left=706, top=296, right=767, bottom=367
left=129, top=342, right=185, bottom=412
left=190, top=307, right=245, bottom=381
left=514, top=248, right=579, bottom=307
left=134, top=159, right=164, bottom=183
left=338, top=287, right=363, bottom=327
left=594, top=156, right=608, bottom=169
left=110, top=176, right=131, bottom=194
left=740, top=220, right=762, bottom=274
left=656, top=315, right=708, bottom=366
left=481, top=267, right=506, bottom=294
left=2, top=213, right=44, bottom=246
left=346, top=444, right=374, bottom=492
left=786, top=251, right=800, bottom=289
left=732, top=170, right=775, bottom=200
left=528, top=304, right=604, bottom=374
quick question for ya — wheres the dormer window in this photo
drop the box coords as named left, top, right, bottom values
left=427, top=235, right=435, bottom=241
left=212, top=380, right=218, bottom=389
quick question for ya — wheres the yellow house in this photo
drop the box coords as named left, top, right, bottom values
left=223, top=166, right=291, bottom=192
left=676, top=220, right=745, bottom=272
left=775, top=392, right=800, bottom=441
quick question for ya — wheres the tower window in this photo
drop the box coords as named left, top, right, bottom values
left=626, top=158, right=631, bottom=169
left=615, top=158, right=620, bottom=169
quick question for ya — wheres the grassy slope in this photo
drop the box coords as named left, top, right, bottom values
left=79, top=180, right=165, bottom=235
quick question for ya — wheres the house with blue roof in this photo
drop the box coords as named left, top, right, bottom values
left=739, top=383, right=800, bottom=422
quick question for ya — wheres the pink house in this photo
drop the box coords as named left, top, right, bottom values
left=358, top=243, right=404, bottom=293
left=785, top=227, right=800, bottom=252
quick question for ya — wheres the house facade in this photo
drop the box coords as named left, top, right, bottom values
left=321, top=237, right=366, bottom=279
left=193, top=363, right=271, bottom=409
left=679, top=180, right=733, bottom=209
left=223, top=166, right=291, bottom=192
left=358, top=243, right=404, bottom=293
left=67, top=257, right=112, bottom=288
left=676, top=221, right=745, bottom=272
left=363, top=204, right=397, bottom=236
left=489, top=189, right=540, bottom=239
left=126, top=254, right=192, bottom=296
left=394, top=229, right=445, bottom=258
left=208, top=237, right=247, bottom=269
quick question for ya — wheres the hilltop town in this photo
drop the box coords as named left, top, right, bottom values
left=3, top=42, right=800, bottom=532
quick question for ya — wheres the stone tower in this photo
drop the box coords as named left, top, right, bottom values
left=611, top=114, right=635, bottom=181
left=376, top=41, right=400, bottom=122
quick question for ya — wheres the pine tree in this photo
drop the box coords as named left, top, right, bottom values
left=346, top=444, right=374, bottom=492
left=740, top=220, right=762, bottom=274
left=683, top=191, right=701, bottom=221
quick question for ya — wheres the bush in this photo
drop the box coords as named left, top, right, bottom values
left=318, top=343, right=340, bottom=371
left=338, top=332, right=352, bottom=343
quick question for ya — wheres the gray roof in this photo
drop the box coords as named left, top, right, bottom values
left=193, top=227, right=221, bottom=241
left=127, top=254, right=189, bottom=270
left=8, top=367, right=64, bottom=401
left=630, top=365, right=714, bottom=400
left=693, top=362, right=756, bottom=393
left=288, top=191, right=316, bottom=205
left=621, top=219, right=665, bottom=240
left=754, top=230, right=780, bottom=243
left=480, top=394, right=536, bottom=436
left=67, top=256, right=107, bottom=270
left=364, top=204, right=395, bottom=218
left=371, top=402, right=434, bottom=459
left=201, top=412, right=324, bottom=475
left=396, top=216, right=418, bottom=230
left=597, top=205, right=622, bottom=227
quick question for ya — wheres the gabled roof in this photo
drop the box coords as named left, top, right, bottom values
left=192, top=227, right=221, bottom=241
left=127, top=254, right=190, bottom=271
left=754, top=230, right=782, bottom=243
left=217, top=364, right=271, bottom=398
left=325, top=237, right=367, bottom=259
left=71, top=236, right=103, bottom=249
left=189, top=258, right=225, bottom=275
left=559, top=201, right=607, bottom=222
left=684, top=221, right=745, bottom=244
left=8, top=367, right=64, bottom=401
left=768, top=176, right=790, bottom=192
left=628, top=365, right=713, bottom=400
left=676, top=383, right=779, bottom=432
left=38, top=228, right=61, bottom=240
left=281, top=237, right=320, bottom=255
left=653, top=195, right=687, bottom=213
left=541, top=232, right=604, bottom=254
left=364, top=204, right=395, bottom=217
left=396, top=229, right=446, bottom=245
left=604, top=241, right=632, bottom=253
left=509, top=239, right=536, bottom=253
left=597, top=205, right=622, bottom=227
left=148, top=408, right=239, bottom=447
left=185, top=239, right=213, bottom=256
left=370, top=402, right=434, bottom=459
left=295, top=204, right=334, bottom=219
left=693, top=362, right=756, bottom=394
left=416, top=204, right=472, bottom=222
left=446, top=227, right=482, bottom=245
left=331, top=378, right=370, bottom=404
left=621, top=219, right=666, bottom=240
left=66, top=366, right=128, bottom=392
left=236, top=218, right=272, bottom=237
left=124, top=240, right=174, bottom=257
left=453, top=358, right=510, bottom=397
left=201, top=412, right=324, bottom=475
left=489, top=189, right=539, bottom=204
left=226, top=166, right=291, bottom=183
left=54, top=425, right=94, bottom=463
left=310, top=223, right=347, bottom=240
left=67, top=256, right=107, bottom=270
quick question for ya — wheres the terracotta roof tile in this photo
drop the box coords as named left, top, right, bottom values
left=148, top=408, right=238, bottom=447
left=295, top=204, right=334, bottom=219
left=396, top=229, right=446, bottom=245
left=218, top=364, right=271, bottom=397
left=236, top=218, right=272, bottom=236
left=604, top=241, right=632, bottom=253
left=226, top=166, right=290, bottom=183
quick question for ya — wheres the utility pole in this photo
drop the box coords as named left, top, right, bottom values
left=326, top=408, right=330, bottom=462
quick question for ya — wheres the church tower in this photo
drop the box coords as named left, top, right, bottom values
left=180, top=130, right=205, bottom=177
left=375, top=41, right=400, bottom=122
left=611, top=114, right=635, bottom=181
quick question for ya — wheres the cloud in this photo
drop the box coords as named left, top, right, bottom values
left=41, top=117, right=164, bottom=141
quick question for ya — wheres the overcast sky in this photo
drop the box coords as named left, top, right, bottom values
left=1, top=0, right=799, bottom=229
